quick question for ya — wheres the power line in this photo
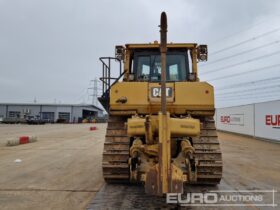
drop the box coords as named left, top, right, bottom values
left=208, top=15, right=279, bottom=45
left=88, top=78, right=99, bottom=106
left=210, top=27, right=280, bottom=56
left=216, top=90, right=280, bottom=99
left=216, top=89, right=280, bottom=99
left=75, top=88, right=89, bottom=103
left=217, top=92, right=280, bottom=101
left=200, top=40, right=280, bottom=67
left=201, top=50, right=280, bottom=76
left=216, top=96, right=280, bottom=108
left=216, top=84, right=280, bottom=96
left=206, top=63, right=280, bottom=81
left=217, top=92, right=280, bottom=100
left=216, top=87, right=280, bottom=98
left=215, top=76, right=280, bottom=91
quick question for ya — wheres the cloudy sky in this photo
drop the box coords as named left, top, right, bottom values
left=0, top=0, right=280, bottom=108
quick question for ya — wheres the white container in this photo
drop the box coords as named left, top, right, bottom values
left=216, top=105, right=254, bottom=136
left=254, top=100, right=280, bottom=141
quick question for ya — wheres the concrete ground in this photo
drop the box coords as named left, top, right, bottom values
left=0, top=124, right=279, bottom=210
left=0, top=124, right=106, bottom=210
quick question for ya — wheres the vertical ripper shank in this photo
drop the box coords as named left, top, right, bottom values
left=158, top=12, right=171, bottom=195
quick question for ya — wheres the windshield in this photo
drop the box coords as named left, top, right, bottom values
left=134, top=53, right=188, bottom=81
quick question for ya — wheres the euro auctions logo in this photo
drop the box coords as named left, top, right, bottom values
left=220, top=114, right=244, bottom=125
left=220, top=116, right=230, bottom=124
left=265, top=114, right=280, bottom=129
left=166, top=190, right=277, bottom=207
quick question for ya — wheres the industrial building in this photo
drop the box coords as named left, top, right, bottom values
left=0, top=103, right=103, bottom=123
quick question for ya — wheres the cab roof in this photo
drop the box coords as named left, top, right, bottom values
left=125, top=43, right=197, bottom=50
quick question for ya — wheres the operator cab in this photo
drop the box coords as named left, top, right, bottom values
left=132, top=49, right=190, bottom=82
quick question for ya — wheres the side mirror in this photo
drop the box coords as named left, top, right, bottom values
left=197, top=45, right=208, bottom=62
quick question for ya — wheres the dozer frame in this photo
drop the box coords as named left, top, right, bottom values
left=99, top=12, right=222, bottom=196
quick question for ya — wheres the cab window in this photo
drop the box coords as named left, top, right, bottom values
left=134, top=52, right=188, bottom=81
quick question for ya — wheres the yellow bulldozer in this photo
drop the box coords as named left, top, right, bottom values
left=98, top=12, right=222, bottom=196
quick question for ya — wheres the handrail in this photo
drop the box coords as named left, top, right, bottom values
left=99, top=57, right=122, bottom=95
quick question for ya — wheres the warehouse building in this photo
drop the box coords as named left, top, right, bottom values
left=0, top=103, right=103, bottom=123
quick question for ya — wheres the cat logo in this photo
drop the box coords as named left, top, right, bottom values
left=151, top=87, right=173, bottom=98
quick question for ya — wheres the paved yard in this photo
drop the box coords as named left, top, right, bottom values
left=0, top=124, right=279, bottom=209
left=0, top=124, right=105, bottom=210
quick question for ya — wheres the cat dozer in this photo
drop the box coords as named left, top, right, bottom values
left=98, top=12, right=222, bottom=196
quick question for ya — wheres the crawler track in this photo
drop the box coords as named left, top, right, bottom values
left=102, top=116, right=222, bottom=185
left=102, top=115, right=130, bottom=183
left=193, top=117, right=223, bottom=184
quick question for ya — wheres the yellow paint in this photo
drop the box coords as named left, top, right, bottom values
left=170, top=117, right=200, bottom=137
left=127, top=115, right=200, bottom=137
left=127, top=117, right=145, bottom=136
left=110, top=81, right=214, bottom=114
left=158, top=112, right=170, bottom=193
